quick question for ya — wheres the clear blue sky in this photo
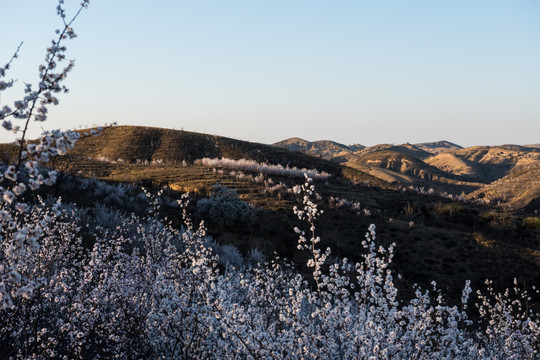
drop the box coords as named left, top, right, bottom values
left=1, top=0, right=539, bottom=146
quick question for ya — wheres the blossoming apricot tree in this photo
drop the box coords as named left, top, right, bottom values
left=0, top=0, right=90, bottom=311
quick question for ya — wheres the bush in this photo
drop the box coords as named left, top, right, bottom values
left=433, top=202, right=465, bottom=217
left=196, top=183, right=255, bottom=226
left=521, top=216, right=540, bottom=230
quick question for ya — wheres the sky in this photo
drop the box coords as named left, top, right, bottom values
left=1, top=0, right=539, bottom=147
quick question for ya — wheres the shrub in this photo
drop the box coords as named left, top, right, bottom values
left=196, top=183, right=255, bottom=226
left=521, top=216, right=540, bottom=230
left=434, top=202, right=465, bottom=217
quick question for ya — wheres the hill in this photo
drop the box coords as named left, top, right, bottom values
left=66, top=126, right=350, bottom=176
left=443, top=146, right=540, bottom=183
left=43, top=126, right=385, bottom=190
left=341, top=145, right=483, bottom=194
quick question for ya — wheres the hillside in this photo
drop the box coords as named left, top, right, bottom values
left=4, top=128, right=539, bottom=358
left=66, top=127, right=538, bottom=212
left=1, top=125, right=535, bottom=303
left=423, top=153, right=478, bottom=178
left=64, top=126, right=353, bottom=178
left=45, top=126, right=539, bottom=213
left=350, top=149, right=445, bottom=180
left=468, top=162, right=540, bottom=210
left=342, top=147, right=483, bottom=195
left=423, top=146, right=538, bottom=184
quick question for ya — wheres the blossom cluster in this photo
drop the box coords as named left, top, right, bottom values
left=0, top=180, right=538, bottom=358
left=327, top=195, right=378, bottom=217
left=397, top=184, right=472, bottom=202
left=197, top=157, right=331, bottom=180
left=0, top=0, right=91, bottom=307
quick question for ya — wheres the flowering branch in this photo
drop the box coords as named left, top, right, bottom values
left=293, top=174, right=327, bottom=296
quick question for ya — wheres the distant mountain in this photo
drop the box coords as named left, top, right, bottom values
left=380, top=144, right=432, bottom=159
left=273, top=137, right=540, bottom=204
left=414, top=141, right=463, bottom=154
left=273, top=137, right=363, bottom=160
left=496, top=144, right=531, bottom=152
left=359, top=144, right=394, bottom=153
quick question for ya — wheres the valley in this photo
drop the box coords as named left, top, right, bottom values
left=2, top=125, right=537, bottom=303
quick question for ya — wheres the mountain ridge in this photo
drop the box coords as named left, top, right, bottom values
left=273, top=135, right=540, bottom=209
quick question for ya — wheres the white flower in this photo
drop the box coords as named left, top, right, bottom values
left=4, top=165, right=17, bottom=181
left=15, top=203, right=30, bottom=213
left=3, top=191, right=15, bottom=204
left=12, top=183, right=26, bottom=196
